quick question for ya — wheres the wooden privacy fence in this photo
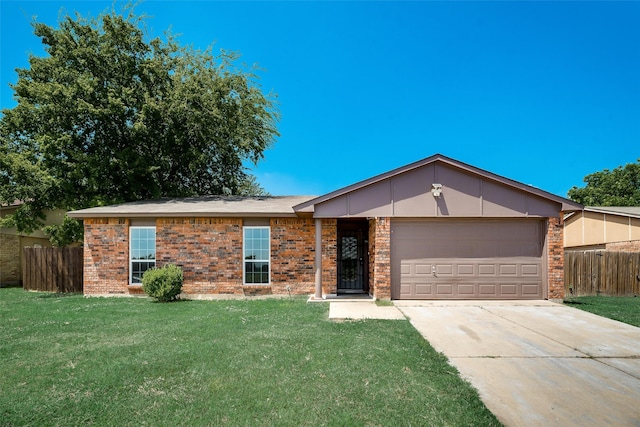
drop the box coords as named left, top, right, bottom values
left=564, top=250, right=640, bottom=297
left=23, top=247, right=83, bottom=293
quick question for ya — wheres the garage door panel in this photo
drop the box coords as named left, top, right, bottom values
left=499, top=264, right=518, bottom=276
left=458, top=264, right=474, bottom=275
left=522, top=283, right=542, bottom=296
left=436, top=264, right=453, bottom=275
left=415, top=264, right=432, bottom=275
left=415, top=283, right=433, bottom=296
left=400, top=283, right=412, bottom=295
left=499, top=284, right=518, bottom=296
left=392, top=220, right=545, bottom=300
left=436, top=284, right=454, bottom=295
left=479, top=264, right=496, bottom=275
left=458, top=284, right=475, bottom=296
left=479, top=284, right=498, bottom=295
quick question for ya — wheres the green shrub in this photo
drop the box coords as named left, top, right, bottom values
left=142, top=264, right=183, bottom=302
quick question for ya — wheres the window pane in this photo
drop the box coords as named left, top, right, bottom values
left=131, top=227, right=156, bottom=284
left=131, top=261, right=155, bottom=284
left=245, top=261, right=269, bottom=284
left=243, top=227, right=269, bottom=284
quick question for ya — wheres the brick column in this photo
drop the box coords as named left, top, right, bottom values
left=373, top=217, right=391, bottom=300
left=547, top=217, right=564, bottom=300
left=321, top=219, right=337, bottom=295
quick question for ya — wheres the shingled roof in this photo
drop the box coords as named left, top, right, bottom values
left=67, top=196, right=315, bottom=218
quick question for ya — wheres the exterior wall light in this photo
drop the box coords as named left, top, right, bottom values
left=432, top=183, right=443, bottom=197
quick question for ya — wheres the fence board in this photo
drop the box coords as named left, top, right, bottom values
left=565, top=250, right=640, bottom=297
left=22, top=247, right=83, bottom=293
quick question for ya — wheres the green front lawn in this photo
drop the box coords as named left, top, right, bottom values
left=564, top=296, right=640, bottom=327
left=0, top=289, right=499, bottom=426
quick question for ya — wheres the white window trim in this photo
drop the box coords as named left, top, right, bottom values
left=129, top=226, right=156, bottom=285
left=243, top=226, right=271, bottom=285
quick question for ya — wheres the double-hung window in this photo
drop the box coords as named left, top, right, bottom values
left=130, top=226, right=156, bottom=284
left=243, top=226, right=270, bottom=284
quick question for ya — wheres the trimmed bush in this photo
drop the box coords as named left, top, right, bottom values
left=142, top=264, right=183, bottom=302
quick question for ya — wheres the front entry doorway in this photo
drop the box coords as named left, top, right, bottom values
left=337, top=220, right=369, bottom=294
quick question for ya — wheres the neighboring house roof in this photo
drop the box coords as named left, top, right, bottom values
left=67, top=196, right=316, bottom=218
left=584, top=206, right=640, bottom=219
left=293, top=153, right=583, bottom=213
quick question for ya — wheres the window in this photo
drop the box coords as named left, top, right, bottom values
left=130, top=226, right=156, bottom=284
left=243, top=226, right=270, bottom=284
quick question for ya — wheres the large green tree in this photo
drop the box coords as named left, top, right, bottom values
left=0, top=5, right=278, bottom=233
left=568, top=159, right=640, bottom=206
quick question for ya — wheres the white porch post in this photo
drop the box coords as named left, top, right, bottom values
left=314, top=218, right=323, bottom=299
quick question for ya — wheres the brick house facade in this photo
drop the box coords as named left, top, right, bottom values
left=70, top=155, right=582, bottom=300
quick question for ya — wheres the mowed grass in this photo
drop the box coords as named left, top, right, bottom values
left=0, top=289, right=500, bottom=426
left=564, top=295, right=640, bottom=328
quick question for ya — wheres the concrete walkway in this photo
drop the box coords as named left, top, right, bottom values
left=328, top=300, right=405, bottom=320
left=395, top=300, right=640, bottom=427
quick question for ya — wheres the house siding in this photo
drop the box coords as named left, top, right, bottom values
left=82, top=214, right=565, bottom=300
left=82, top=216, right=338, bottom=297
left=83, top=218, right=130, bottom=295
left=0, top=234, right=20, bottom=285
left=270, top=218, right=316, bottom=295
left=157, top=218, right=243, bottom=295
left=321, top=219, right=338, bottom=295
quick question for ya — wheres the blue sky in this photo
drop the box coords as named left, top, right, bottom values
left=2, top=1, right=639, bottom=198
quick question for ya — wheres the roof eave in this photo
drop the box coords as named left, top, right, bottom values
left=67, top=211, right=300, bottom=219
left=583, top=206, right=640, bottom=219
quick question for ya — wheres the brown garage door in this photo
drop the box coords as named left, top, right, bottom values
left=391, top=220, right=545, bottom=300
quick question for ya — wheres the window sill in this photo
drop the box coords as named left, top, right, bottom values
left=242, top=284, right=272, bottom=296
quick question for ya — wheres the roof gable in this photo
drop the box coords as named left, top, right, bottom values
left=294, top=154, right=582, bottom=217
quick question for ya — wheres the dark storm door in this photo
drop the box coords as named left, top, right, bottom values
left=337, top=227, right=367, bottom=294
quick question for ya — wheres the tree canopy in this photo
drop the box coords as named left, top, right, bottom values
left=0, top=5, right=278, bottom=234
left=568, top=159, right=640, bottom=206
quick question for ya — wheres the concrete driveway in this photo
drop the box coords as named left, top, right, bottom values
left=395, top=300, right=640, bottom=427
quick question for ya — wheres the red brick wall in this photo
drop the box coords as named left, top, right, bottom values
left=156, top=218, right=243, bottom=295
left=321, top=219, right=337, bottom=295
left=547, top=217, right=564, bottom=300
left=82, top=216, right=337, bottom=297
left=270, top=218, right=315, bottom=295
left=83, top=218, right=130, bottom=294
left=605, top=240, right=640, bottom=251
left=372, top=217, right=391, bottom=300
